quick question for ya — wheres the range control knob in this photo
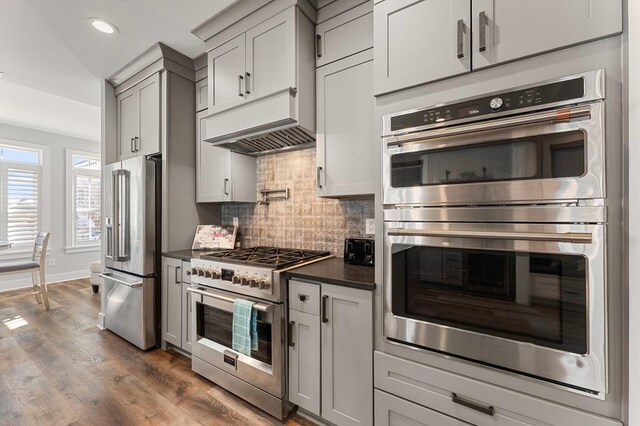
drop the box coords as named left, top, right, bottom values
left=232, top=274, right=242, bottom=284
left=489, top=97, right=503, bottom=110
left=249, top=277, right=259, bottom=288
left=211, top=269, right=221, bottom=279
left=240, top=275, right=250, bottom=286
left=259, top=279, right=270, bottom=290
left=191, top=267, right=198, bottom=276
left=196, top=267, right=206, bottom=277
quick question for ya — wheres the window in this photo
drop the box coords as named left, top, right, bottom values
left=66, top=150, right=101, bottom=250
left=0, top=143, right=42, bottom=247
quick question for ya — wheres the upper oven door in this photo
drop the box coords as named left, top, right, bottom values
left=383, top=102, right=605, bottom=206
left=383, top=221, right=606, bottom=394
left=189, top=286, right=285, bottom=398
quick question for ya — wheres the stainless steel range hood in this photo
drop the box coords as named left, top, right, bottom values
left=203, top=87, right=315, bottom=156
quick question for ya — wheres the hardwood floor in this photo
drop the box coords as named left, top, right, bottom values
left=0, top=279, right=316, bottom=426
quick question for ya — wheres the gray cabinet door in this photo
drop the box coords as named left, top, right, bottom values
left=472, top=0, right=622, bottom=70
left=116, top=85, right=138, bottom=161
left=208, top=34, right=246, bottom=114
left=161, top=256, right=182, bottom=347
left=321, top=284, right=373, bottom=426
left=181, top=281, right=193, bottom=353
left=317, top=50, right=375, bottom=198
left=196, top=110, right=232, bottom=203
left=230, top=153, right=257, bottom=203
left=245, top=8, right=296, bottom=101
left=374, top=0, right=471, bottom=95
left=195, top=78, right=208, bottom=112
left=288, top=309, right=321, bottom=416
left=374, top=390, right=468, bottom=426
left=137, top=73, right=161, bottom=157
left=316, top=2, right=373, bottom=67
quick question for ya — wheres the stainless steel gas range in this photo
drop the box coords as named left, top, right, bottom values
left=187, top=247, right=331, bottom=419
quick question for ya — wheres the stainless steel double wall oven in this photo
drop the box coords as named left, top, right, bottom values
left=382, top=70, right=609, bottom=394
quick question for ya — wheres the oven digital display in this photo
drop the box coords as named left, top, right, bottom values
left=458, top=104, right=481, bottom=118
left=221, top=269, right=234, bottom=282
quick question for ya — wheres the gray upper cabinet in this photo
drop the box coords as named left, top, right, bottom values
left=321, top=283, right=373, bottom=426
left=374, top=0, right=471, bottom=96
left=207, top=34, right=246, bottom=114
left=315, top=2, right=373, bottom=67
left=245, top=8, right=297, bottom=100
left=317, top=49, right=375, bottom=197
left=195, top=78, right=208, bottom=112
left=196, top=110, right=257, bottom=203
left=161, top=256, right=182, bottom=348
left=116, top=73, right=161, bottom=160
left=471, top=0, right=622, bottom=70
left=207, top=7, right=300, bottom=115
left=374, top=0, right=622, bottom=95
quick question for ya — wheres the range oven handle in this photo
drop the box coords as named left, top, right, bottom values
left=186, top=287, right=271, bottom=313
left=99, top=273, right=143, bottom=288
left=388, top=228, right=592, bottom=244
left=386, top=105, right=591, bottom=147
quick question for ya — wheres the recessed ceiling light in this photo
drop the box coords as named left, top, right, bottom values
left=89, top=18, right=118, bottom=34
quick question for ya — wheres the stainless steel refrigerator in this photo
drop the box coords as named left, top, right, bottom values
left=99, top=156, right=159, bottom=350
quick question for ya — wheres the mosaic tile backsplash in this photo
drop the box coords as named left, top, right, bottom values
left=221, top=148, right=374, bottom=256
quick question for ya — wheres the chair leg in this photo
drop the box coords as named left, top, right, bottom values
left=31, top=271, right=42, bottom=304
left=39, top=269, right=49, bottom=311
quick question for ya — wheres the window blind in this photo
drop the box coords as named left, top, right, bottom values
left=5, top=166, right=40, bottom=245
left=73, top=173, right=101, bottom=244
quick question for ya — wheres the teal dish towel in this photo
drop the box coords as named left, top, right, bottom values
left=232, top=299, right=258, bottom=356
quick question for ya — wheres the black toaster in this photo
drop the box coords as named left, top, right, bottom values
left=344, top=238, right=374, bottom=267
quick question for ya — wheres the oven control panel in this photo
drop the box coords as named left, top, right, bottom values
left=190, top=259, right=273, bottom=295
left=389, top=76, right=585, bottom=132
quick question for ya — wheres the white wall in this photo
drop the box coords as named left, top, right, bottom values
left=0, top=122, right=101, bottom=292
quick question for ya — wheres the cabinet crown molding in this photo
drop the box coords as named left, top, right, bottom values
left=192, top=0, right=316, bottom=51
left=107, top=42, right=195, bottom=91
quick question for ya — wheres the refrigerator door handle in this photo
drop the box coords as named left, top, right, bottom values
left=111, top=170, right=120, bottom=261
left=113, top=169, right=130, bottom=261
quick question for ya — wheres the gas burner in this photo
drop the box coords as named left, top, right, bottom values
left=202, top=246, right=330, bottom=269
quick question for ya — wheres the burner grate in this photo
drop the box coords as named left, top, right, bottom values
left=203, top=246, right=330, bottom=269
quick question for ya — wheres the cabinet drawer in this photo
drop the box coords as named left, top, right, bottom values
left=182, top=261, right=191, bottom=284
left=375, top=390, right=467, bottom=426
left=289, top=279, right=320, bottom=316
left=375, top=352, right=621, bottom=426
left=316, top=2, right=373, bottom=67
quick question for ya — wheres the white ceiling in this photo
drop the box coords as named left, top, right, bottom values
left=0, top=0, right=238, bottom=107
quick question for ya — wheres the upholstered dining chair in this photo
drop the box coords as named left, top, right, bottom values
left=0, top=233, right=51, bottom=310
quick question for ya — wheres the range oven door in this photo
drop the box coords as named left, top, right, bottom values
left=382, top=102, right=605, bottom=206
left=383, top=221, right=606, bottom=393
left=188, top=286, right=284, bottom=398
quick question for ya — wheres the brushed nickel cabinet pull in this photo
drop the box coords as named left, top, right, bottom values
left=245, top=72, right=251, bottom=94
left=317, top=166, right=323, bottom=189
left=224, top=178, right=229, bottom=196
left=452, top=393, right=494, bottom=416
left=479, top=11, right=488, bottom=52
left=175, top=266, right=181, bottom=284
left=322, top=295, right=329, bottom=323
left=456, top=19, right=465, bottom=59
left=238, top=75, right=244, bottom=97
left=288, top=321, right=295, bottom=347
left=130, top=137, right=134, bottom=153
left=316, top=34, right=322, bottom=57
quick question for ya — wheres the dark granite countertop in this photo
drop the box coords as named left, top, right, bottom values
left=287, top=257, right=376, bottom=291
left=162, top=249, right=224, bottom=262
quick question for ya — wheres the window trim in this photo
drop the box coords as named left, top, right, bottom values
left=0, top=138, right=49, bottom=259
left=65, top=149, right=101, bottom=251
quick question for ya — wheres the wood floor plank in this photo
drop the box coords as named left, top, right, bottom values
left=0, top=279, right=314, bottom=426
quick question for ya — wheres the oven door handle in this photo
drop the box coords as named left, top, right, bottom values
left=186, top=287, right=272, bottom=313
left=387, top=228, right=592, bottom=244
left=386, top=105, right=591, bottom=147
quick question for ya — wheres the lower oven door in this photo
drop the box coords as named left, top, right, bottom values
left=188, top=286, right=284, bottom=398
left=383, top=221, right=606, bottom=394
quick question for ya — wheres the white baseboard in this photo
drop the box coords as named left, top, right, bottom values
left=0, top=270, right=90, bottom=293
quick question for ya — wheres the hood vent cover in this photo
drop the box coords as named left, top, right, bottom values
left=203, top=87, right=316, bottom=156
left=213, top=127, right=315, bottom=156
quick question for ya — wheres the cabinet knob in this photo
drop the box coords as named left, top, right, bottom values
left=298, top=294, right=308, bottom=302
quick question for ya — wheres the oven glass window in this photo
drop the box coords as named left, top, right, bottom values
left=390, top=130, right=585, bottom=187
left=392, top=246, right=587, bottom=354
left=197, top=303, right=273, bottom=365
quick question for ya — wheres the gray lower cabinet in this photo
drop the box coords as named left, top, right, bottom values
left=375, top=390, right=467, bottom=426
left=288, top=280, right=373, bottom=426
left=161, top=256, right=182, bottom=347
left=161, top=256, right=192, bottom=353
left=316, top=49, right=375, bottom=198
